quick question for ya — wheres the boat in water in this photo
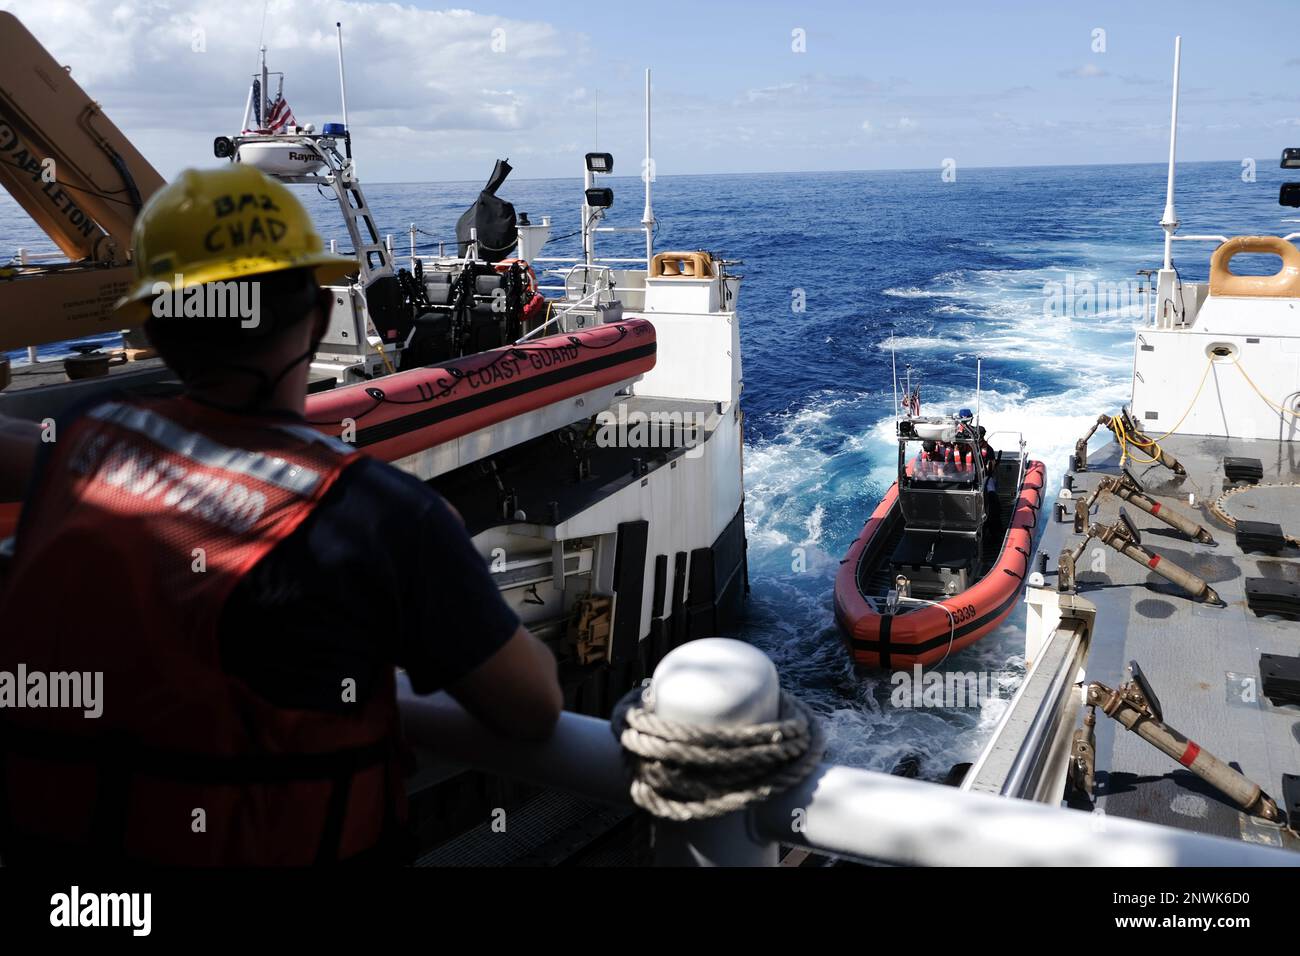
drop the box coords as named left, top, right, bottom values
left=6, top=7, right=1295, bottom=873
left=835, top=381, right=1045, bottom=668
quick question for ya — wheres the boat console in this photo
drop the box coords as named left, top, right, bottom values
left=892, top=414, right=990, bottom=597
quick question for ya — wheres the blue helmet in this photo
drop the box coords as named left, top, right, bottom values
left=957, top=407, right=974, bottom=422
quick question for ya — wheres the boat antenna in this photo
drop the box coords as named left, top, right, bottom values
left=1160, top=35, right=1182, bottom=270
left=891, top=340, right=900, bottom=427
left=642, top=68, right=655, bottom=266
left=256, top=0, right=269, bottom=51
left=975, top=357, right=982, bottom=428
left=336, top=22, right=352, bottom=159
left=245, top=0, right=268, bottom=133
left=260, top=45, right=269, bottom=132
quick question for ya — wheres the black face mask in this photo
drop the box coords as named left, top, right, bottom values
left=185, top=285, right=333, bottom=416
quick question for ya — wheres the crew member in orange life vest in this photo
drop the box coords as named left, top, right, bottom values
left=0, top=166, right=562, bottom=865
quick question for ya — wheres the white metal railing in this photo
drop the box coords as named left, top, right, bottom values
left=14, top=247, right=65, bottom=265
left=1150, top=231, right=1300, bottom=327
left=517, top=287, right=601, bottom=341
left=537, top=284, right=643, bottom=295
left=967, top=616, right=1090, bottom=800
left=396, top=640, right=1298, bottom=867
left=535, top=256, right=649, bottom=265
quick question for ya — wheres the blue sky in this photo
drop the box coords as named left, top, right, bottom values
left=4, top=0, right=1300, bottom=182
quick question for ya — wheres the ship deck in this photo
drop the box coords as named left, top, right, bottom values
left=1040, top=433, right=1300, bottom=849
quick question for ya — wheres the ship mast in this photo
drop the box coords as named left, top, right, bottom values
left=1153, top=36, right=1183, bottom=327
left=260, top=45, right=269, bottom=131
left=642, top=68, right=655, bottom=266
left=1160, top=35, right=1182, bottom=271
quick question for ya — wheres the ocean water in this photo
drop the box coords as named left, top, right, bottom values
left=4, top=160, right=1295, bottom=778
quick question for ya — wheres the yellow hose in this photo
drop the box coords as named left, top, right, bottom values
left=1110, top=358, right=1213, bottom=466
left=1107, top=354, right=1299, bottom=467
left=1230, top=356, right=1300, bottom=422
left=363, top=314, right=397, bottom=375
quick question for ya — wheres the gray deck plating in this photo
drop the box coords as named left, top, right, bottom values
left=1041, top=434, right=1300, bottom=849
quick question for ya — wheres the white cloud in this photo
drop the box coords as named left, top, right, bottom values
left=737, top=82, right=805, bottom=107
left=863, top=117, right=918, bottom=136
left=1059, top=63, right=1107, bottom=79
left=2, top=0, right=588, bottom=180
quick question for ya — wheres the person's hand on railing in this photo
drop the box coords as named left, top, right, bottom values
left=444, top=625, right=562, bottom=742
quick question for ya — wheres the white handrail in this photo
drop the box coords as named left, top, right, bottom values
left=14, top=248, right=65, bottom=264
left=535, top=256, right=649, bottom=265
left=517, top=286, right=602, bottom=342
left=397, top=674, right=1298, bottom=867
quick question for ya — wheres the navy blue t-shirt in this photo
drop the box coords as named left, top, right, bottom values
left=18, top=395, right=518, bottom=712
left=219, top=454, right=520, bottom=711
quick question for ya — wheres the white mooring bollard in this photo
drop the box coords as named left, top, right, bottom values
left=648, top=637, right=781, bottom=867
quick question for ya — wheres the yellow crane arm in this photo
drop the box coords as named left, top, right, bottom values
left=0, top=11, right=165, bottom=350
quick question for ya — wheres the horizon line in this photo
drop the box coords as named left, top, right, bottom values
left=361, top=157, right=1257, bottom=188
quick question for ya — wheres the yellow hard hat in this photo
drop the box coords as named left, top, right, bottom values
left=115, top=165, right=357, bottom=322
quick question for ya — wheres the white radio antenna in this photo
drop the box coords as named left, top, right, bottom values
left=642, top=68, right=655, bottom=265
left=1160, top=35, right=1182, bottom=270
left=259, top=45, right=269, bottom=129
left=891, top=341, right=900, bottom=427
left=975, top=358, right=982, bottom=428
left=336, top=22, right=351, bottom=140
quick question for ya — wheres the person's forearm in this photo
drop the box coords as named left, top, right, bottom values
left=444, top=625, right=564, bottom=741
left=0, top=415, right=40, bottom=500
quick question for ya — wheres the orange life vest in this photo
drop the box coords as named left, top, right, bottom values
left=0, top=395, right=409, bottom=865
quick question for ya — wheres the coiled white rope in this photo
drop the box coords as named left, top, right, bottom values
left=609, top=684, right=825, bottom=822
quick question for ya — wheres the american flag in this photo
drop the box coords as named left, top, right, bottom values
left=248, top=79, right=298, bottom=133
left=265, top=93, right=297, bottom=132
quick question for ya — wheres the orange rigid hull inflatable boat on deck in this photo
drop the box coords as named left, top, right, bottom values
left=834, top=405, right=1046, bottom=669
left=306, top=318, right=656, bottom=462
left=0, top=320, right=656, bottom=539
